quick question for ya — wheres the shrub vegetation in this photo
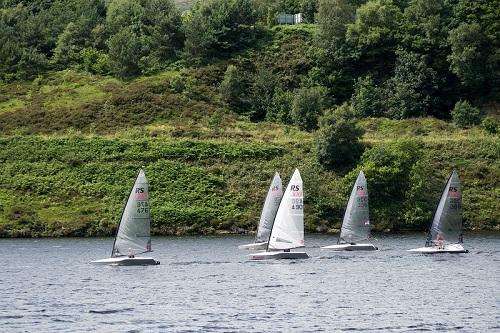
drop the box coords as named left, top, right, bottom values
left=0, top=0, right=498, bottom=237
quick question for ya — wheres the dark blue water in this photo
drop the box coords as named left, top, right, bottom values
left=0, top=232, right=499, bottom=332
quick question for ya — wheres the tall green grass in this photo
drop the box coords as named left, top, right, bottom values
left=0, top=133, right=497, bottom=237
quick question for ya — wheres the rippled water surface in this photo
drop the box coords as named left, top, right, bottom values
left=1, top=232, right=499, bottom=332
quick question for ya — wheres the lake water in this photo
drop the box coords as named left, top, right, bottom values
left=0, top=232, right=499, bottom=333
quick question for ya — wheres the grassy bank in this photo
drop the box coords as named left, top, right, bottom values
left=0, top=122, right=498, bottom=237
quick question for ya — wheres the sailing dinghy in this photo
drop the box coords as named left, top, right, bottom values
left=322, top=170, right=377, bottom=251
left=239, top=172, right=283, bottom=250
left=91, top=168, right=160, bottom=265
left=408, top=170, right=468, bottom=254
left=249, top=169, right=308, bottom=259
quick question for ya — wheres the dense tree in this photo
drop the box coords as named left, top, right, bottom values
left=300, top=0, right=319, bottom=23
left=106, top=0, right=182, bottom=77
left=291, top=86, right=324, bottom=131
left=267, top=87, right=294, bottom=124
left=251, top=0, right=282, bottom=27
left=346, top=0, right=403, bottom=77
left=219, top=65, right=247, bottom=114
left=307, top=0, right=357, bottom=103
left=450, top=100, right=482, bottom=129
left=402, top=0, right=447, bottom=52
left=313, top=103, right=364, bottom=168
left=447, top=0, right=500, bottom=99
left=0, top=0, right=497, bottom=119
left=0, top=0, right=107, bottom=79
left=449, top=0, right=500, bottom=46
left=0, top=5, right=27, bottom=80
left=106, top=26, right=142, bottom=78
left=359, top=140, right=434, bottom=230
left=384, top=50, right=440, bottom=119
left=52, top=5, right=107, bottom=71
left=250, top=67, right=279, bottom=120
left=182, top=0, right=257, bottom=65
left=137, top=0, right=183, bottom=62
left=351, top=75, right=384, bottom=117
left=447, top=22, right=490, bottom=93
left=314, top=0, right=354, bottom=50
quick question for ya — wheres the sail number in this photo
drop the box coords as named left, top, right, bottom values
left=357, top=196, right=368, bottom=207
left=292, top=198, right=303, bottom=210
left=137, top=201, right=149, bottom=213
left=449, top=198, right=462, bottom=209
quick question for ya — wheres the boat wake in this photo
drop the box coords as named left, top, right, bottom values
left=87, top=307, right=134, bottom=314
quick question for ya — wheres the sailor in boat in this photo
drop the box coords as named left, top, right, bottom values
left=436, top=234, right=444, bottom=249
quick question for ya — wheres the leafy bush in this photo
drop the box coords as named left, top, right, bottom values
left=384, top=50, right=440, bottom=119
left=291, top=86, right=324, bottom=132
left=451, top=100, right=482, bottom=129
left=219, top=65, right=248, bottom=114
left=482, top=116, right=498, bottom=134
left=79, top=47, right=108, bottom=75
left=358, top=140, right=434, bottom=230
left=250, top=67, right=279, bottom=121
left=313, top=103, right=364, bottom=168
left=351, top=75, right=384, bottom=118
left=267, top=87, right=294, bottom=124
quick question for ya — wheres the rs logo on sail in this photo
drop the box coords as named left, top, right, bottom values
left=449, top=186, right=460, bottom=197
left=135, top=187, right=149, bottom=199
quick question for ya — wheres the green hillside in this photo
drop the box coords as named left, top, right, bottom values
left=0, top=67, right=498, bottom=237
left=0, top=0, right=498, bottom=237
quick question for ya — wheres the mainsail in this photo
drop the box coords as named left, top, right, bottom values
left=426, top=170, right=463, bottom=247
left=112, top=168, right=152, bottom=257
left=268, top=169, right=304, bottom=251
left=339, top=170, right=371, bottom=244
left=255, top=172, right=283, bottom=243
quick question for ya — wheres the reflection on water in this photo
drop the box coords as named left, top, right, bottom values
left=0, top=232, right=499, bottom=332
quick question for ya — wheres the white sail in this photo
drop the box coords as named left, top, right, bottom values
left=255, top=172, right=283, bottom=243
left=339, top=170, right=371, bottom=244
left=112, top=168, right=152, bottom=257
left=426, top=170, right=463, bottom=246
left=268, top=169, right=304, bottom=250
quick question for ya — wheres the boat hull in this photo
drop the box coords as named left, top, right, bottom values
left=238, top=241, right=268, bottom=250
left=249, top=250, right=309, bottom=260
left=407, top=243, right=468, bottom=254
left=91, top=257, right=160, bottom=266
left=321, top=243, right=378, bottom=251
